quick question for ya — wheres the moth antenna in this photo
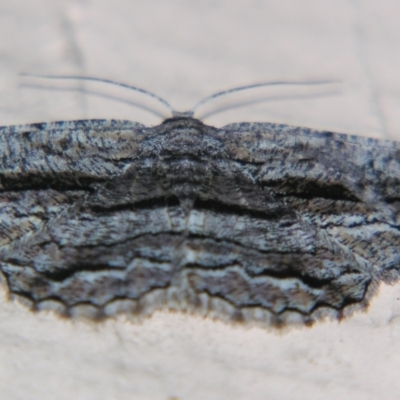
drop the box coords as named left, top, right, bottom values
left=20, top=73, right=177, bottom=116
left=190, top=79, right=341, bottom=114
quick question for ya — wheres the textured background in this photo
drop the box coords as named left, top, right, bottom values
left=1, top=1, right=400, bottom=399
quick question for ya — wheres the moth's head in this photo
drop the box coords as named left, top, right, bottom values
left=171, top=110, right=195, bottom=118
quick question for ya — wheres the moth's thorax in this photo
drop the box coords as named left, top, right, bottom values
left=142, top=116, right=223, bottom=159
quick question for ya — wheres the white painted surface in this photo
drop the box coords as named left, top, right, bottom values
left=1, top=1, right=400, bottom=399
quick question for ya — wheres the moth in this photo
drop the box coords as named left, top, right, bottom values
left=1, top=76, right=399, bottom=327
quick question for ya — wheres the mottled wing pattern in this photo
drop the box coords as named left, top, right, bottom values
left=1, top=117, right=399, bottom=326
left=216, top=122, right=400, bottom=324
left=0, top=119, right=147, bottom=314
